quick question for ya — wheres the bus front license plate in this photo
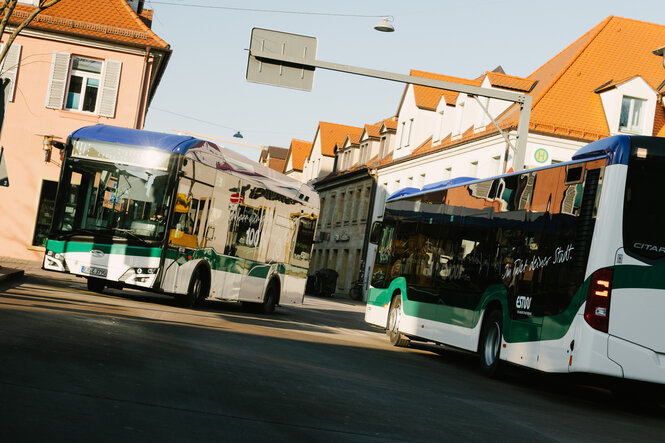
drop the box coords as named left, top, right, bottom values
left=82, top=266, right=107, bottom=277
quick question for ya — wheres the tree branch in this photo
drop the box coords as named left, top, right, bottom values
left=0, top=0, right=62, bottom=68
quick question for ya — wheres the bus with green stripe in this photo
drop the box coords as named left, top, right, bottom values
left=365, top=135, right=665, bottom=384
left=43, top=125, right=318, bottom=312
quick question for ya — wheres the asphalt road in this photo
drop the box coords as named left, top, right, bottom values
left=1, top=273, right=664, bottom=442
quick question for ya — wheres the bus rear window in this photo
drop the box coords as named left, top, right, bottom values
left=624, top=140, right=665, bottom=261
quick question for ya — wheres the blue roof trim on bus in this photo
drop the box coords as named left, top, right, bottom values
left=67, top=124, right=320, bottom=208
left=387, top=187, right=420, bottom=201
left=69, top=125, right=200, bottom=154
left=388, top=177, right=477, bottom=202
left=571, top=134, right=630, bottom=165
left=418, top=177, right=476, bottom=193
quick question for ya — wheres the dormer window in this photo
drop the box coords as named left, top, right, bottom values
left=619, top=96, right=646, bottom=133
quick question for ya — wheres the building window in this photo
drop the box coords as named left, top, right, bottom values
left=406, top=118, right=414, bottom=147
left=399, top=121, right=406, bottom=149
left=454, top=102, right=465, bottom=136
left=379, top=136, right=387, bottom=159
left=46, top=52, right=122, bottom=118
left=491, top=156, right=501, bottom=176
left=65, top=57, right=102, bottom=113
left=435, top=110, right=444, bottom=142
left=444, top=167, right=452, bottom=180
left=619, top=96, right=646, bottom=133
left=32, top=180, right=58, bottom=247
left=470, top=161, right=478, bottom=177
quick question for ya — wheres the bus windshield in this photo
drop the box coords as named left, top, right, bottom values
left=624, top=137, right=665, bottom=261
left=52, top=158, right=172, bottom=241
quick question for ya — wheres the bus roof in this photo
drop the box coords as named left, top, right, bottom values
left=571, top=134, right=631, bottom=164
left=386, top=134, right=640, bottom=203
left=68, top=125, right=318, bottom=208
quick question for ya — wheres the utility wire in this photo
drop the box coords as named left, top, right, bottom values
left=148, top=2, right=391, bottom=19
left=150, top=107, right=241, bottom=132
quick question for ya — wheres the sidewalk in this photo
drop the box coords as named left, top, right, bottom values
left=0, top=256, right=44, bottom=283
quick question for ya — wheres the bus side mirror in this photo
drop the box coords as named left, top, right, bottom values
left=369, top=221, right=383, bottom=244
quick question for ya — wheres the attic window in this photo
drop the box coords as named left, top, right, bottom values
left=619, top=96, right=646, bottom=133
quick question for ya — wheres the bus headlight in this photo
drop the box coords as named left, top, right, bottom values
left=44, top=250, right=68, bottom=272
left=119, top=267, right=158, bottom=285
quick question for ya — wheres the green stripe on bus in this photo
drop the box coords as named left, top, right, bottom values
left=367, top=275, right=592, bottom=343
left=46, top=240, right=162, bottom=257
left=165, top=247, right=301, bottom=278
left=613, top=263, right=665, bottom=290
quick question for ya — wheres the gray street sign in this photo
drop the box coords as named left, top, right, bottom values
left=246, top=28, right=317, bottom=92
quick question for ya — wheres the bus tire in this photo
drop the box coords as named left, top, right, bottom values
left=87, top=278, right=105, bottom=293
left=260, top=281, right=278, bottom=314
left=479, top=309, right=503, bottom=377
left=387, top=295, right=410, bottom=347
left=177, top=267, right=206, bottom=308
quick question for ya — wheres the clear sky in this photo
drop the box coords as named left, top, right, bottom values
left=142, top=0, right=665, bottom=161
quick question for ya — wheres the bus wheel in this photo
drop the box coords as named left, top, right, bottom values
left=260, top=282, right=278, bottom=314
left=387, top=296, right=410, bottom=347
left=87, top=278, right=105, bottom=293
left=178, top=268, right=205, bottom=308
left=479, top=310, right=503, bottom=377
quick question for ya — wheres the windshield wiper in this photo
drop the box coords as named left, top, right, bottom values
left=110, top=228, right=150, bottom=246
left=56, top=229, right=108, bottom=239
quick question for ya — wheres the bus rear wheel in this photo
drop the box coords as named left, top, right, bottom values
left=479, top=309, right=503, bottom=377
left=387, top=296, right=410, bottom=347
left=260, top=282, right=278, bottom=314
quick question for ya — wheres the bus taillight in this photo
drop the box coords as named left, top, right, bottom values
left=584, top=268, right=613, bottom=333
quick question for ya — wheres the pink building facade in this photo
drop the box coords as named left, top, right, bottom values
left=0, top=0, right=170, bottom=260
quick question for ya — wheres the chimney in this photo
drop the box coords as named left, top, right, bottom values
left=126, top=0, right=144, bottom=14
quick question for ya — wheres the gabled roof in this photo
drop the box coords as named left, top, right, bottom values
left=380, top=118, right=398, bottom=133
left=286, top=139, right=312, bottom=172
left=7, top=0, right=169, bottom=50
left=360, top=123, right=381, bottom=141
left=387, top=15, right=665, bottom=169
left=410, top=69, right=482, bottom=110
left=316, top=122, right=363, bottom=157
left=524, top=16, right=665, bottom=138
left=259, top=146, right=289, bottom=173
left=340, top=131, right=362, bottom=150
left=485, top=71, right=537, bottom=92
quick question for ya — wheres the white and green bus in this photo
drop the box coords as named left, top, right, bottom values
left=43, top=125, right=318, bottom=312
left=366, top=135, right=665, bottom=385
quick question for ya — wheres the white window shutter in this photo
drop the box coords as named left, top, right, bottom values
left=45, top=52, right=70, bottom=109
left=0, top=43, right=22, bottom=102
left=98, top=60, right=122, bottom=118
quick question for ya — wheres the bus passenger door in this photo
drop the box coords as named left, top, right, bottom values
left=161, top=176, right=214, bottom=293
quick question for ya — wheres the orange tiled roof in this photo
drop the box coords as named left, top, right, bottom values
left=525, top=16, right=665, bottom=138
left=397, top=15, right=665, bottom=166
left=381, top=118, right=398, bottom=132
left=485, top=71, right=537, bottom=92
left=287, top=139, right=312, bottom=172
left=363, top=124, right=381, bottom=139
left=317, top=122, right=363, bottom=157
left=6, top=0, right=169, bottom=50
left=411, top=69, right=482, bottom=109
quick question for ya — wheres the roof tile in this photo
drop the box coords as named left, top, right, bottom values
left=7, top=0, right=169, bottom=49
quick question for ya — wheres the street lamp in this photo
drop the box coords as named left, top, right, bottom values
left=373, top=16, right=394, bottom=33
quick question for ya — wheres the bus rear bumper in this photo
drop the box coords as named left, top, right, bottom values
left=608, top=336, right=665, bottom=385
